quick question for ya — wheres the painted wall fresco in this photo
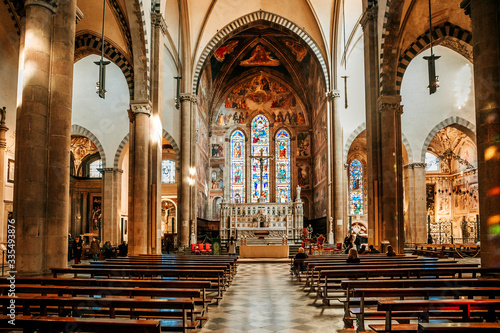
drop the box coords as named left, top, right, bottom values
left=196, top=72, right=210, bottom=218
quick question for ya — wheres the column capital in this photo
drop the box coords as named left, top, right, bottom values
left=360, top=5, right=377, bottom=28
left=405, top=162, right=427, bottom=169
left=25, top=0, right=58, bottom=13
left=130, top=100, right=152, bottom=116
left=378, top=95, right=403, bottom=115
left=326, top=90, right=341, bottom=101
left=151, top=12, right=167, bottom=35
left=99, top=167, right=124, bottom=174
left=179, top=93, right=198, bottom=104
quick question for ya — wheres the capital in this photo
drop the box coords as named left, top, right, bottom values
left=151, top=12, right=167, bottom=35
left=179, top=93, right=198, bottom=104
left=378, top=95, right=403, bottom=115
left=100, top=167, right=124, bottom=174
left=326, top=90, right=341, bottom=101
left=405, top=162, right=427, bottom=169
left=360, top=5, right=377, bottom=28
left=25, top=0, right=58, bottom=13
left=130, top=100, right=152, bottom=116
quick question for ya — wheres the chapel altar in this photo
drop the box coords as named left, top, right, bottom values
left=219, top=200, right=303, bottom=242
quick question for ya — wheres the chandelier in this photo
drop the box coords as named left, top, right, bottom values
left=437, top=148, right=474, bottom=170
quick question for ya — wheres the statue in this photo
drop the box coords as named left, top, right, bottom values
left=296, top=185, right=302, bottom=202
left=0, top=107, right=6, bottom=125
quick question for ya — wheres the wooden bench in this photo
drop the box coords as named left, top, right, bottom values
left=0, top=315, right=161, bottom=333
left=0, top=295, right=198, bottom=333
left=418, top=322, right=500, bottom=332
left=370, top=299, right=500, bottom=332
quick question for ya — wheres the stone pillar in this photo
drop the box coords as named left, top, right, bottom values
left=327, top=90, right=343, bottom=244
left=15, top=0, right=76, bottom=274
left=128, top=101, right=151, bottom=255
left=101, top=168, right=123, bottom=245
left=463, top=0, right=500, bottom=268
left=149, top=12, right=166, bottom=254
left=0, top=110, right=8, bottom=243
left=361, top=3, right=382, bottom=248
left=378, top=95, right=404, bottom=253
left=404, top=163, right=427, bottom=245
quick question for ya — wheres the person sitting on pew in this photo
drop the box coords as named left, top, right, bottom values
left=118, top=241, right=128, bottom=257
left=103, top=241, right=114, bottom=259
left=346, top=249, right=360, bottom=263
left=386, top=245, right=397, bottom=257
left=292, top=247, right=308, bottom=281
left=367, top=245, right=380, bottom=253
left=358, top=244, right=367, bottom=254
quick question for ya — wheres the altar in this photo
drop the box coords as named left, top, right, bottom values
left=239, top=244, right=289, bottom=258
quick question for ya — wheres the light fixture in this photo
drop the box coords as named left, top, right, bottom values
left=423, top=0, right=440, bottom=94
left=437, top=148, right=475, bottom=170
left=95, top=0, right=110, bottom=99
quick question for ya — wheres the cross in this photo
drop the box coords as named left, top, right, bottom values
left=250, top=148, right=274, bottom=203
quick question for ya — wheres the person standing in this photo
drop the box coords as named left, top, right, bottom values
left=68, top=234, right=74, bottom=261
left=90, top=237, right=100, bottom=261
left=228, top=236, right=236, bottom=255
left=343, top=234, right=354, bottom=254
left=306, top=224, right=313, bottom=239
left=73, top=237, right=82, bottom=264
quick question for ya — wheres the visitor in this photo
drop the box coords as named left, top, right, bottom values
left=118, top=241, right=128, bottom=257
left=386, top=245, right=397, bottom=257
left=358, top=244, right=367, bottom=254
left=367, top=245, right=380, bottom=253
left=90, top=237, right=100, bottom=261
left=73, top=236, right=82, bottom=264
left=346, top=248, right=360, bottom=263
left=343, top=234, right=354, bottom=254
left=68, top=233, right=73, bottom=261
left=228, top=236, right=236, bottom=255
left=103, top=241, right=114, bottom=259
left=306, top=224, right=313, bottom=239
left=292, top=247, right=308, bottom=281
left=428, top=234, right=433, bottom=244
left=353, top=234, right=361, bottom=251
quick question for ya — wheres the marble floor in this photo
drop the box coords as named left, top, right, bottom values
left=200, top=262, right=347, bottom=333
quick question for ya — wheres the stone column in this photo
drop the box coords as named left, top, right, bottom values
left=404, top=163, right=427, bottom=245
left=327, top=90, right=344, bottom=243
left=378, top=95, right=404, bottom=253
left=361, top=3, right=382, bottom=248
left=149, top=12, right=166, bottom=254
left=101, top=168, right=123, bottom=245
left=463, top=0, right=500, bottom=268
left=0, top=110, right=8, bottom=243
left=128, top=101, right=151, bottom=255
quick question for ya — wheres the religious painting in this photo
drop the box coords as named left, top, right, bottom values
left=284, top=39, right=307, bottom=62
left=297, top=132, right=311, bottom=157
left=196, top=150, right=209, bottom=188
left=349, top=159, right=363, bottom=215
left=90, top=195, right=101, bottom=232
left=7, top=159, right=14, bottom=183
left=211, top=144, right=224, bottom=158
left=240, top=44, right=280, bottom=67
left=196, top=113, right=208, bottom=154
left=468, top=183, right=479, bottom=211
left=197, top=71, right=209, bottom=117
left=438, top=191, right=451, bottom=215
left=314, top=110, right=327, bottom=153
left=426, top=184, right=435, bottom=216
left=211, top=167, right=224, bottom=190
left=453, top=184, right=467, bottom=214
left=230, top=130, right=245, bottom=203
left=197, top=190, right=207, bottom=219
left=313, top=152, right=327, bottom=185
left=314, top=186, right=327, bottom=218
left=297, top=161, right=311, bottom=189
left=214, top=40, right=238, bottom=62
left=275, top=129, right=291, bottom=203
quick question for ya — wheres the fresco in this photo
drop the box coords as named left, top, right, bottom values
left=240, top=44, right=280, bottom=67
left=211, top=144, right=224, bottom=158
left=296, top=161, right=311, bottom=189
left=284, top=39, right=307, bottom=62
left=313, top=153, right=327, bottom=185
left=211, top=167, right=224, bottom=190
left=297, top=132, right=311, bottom=157
left=214, top=40, right=239, bottom=62
left=313, top=185, right=327, bottom=218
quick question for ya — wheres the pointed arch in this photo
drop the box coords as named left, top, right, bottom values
left=71, top=125, right=107, bottom=167
left=113, top=134, right=130, bottom=169
left=192, top=11, right=329, bottom=94
left=344, top=123, right=366, bottom=161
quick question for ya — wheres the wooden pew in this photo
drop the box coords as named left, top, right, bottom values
left=418, top=322, right=500, bottom=332
left=370, top=299, right=500, bottom=332
left=0, top=315, right=161, bottom=333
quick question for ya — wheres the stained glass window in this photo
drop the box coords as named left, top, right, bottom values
left=161, top=160, right=176, bottom=183
left=231, top=130, right=245, bottom=203
left=89, top=159, right=102, bottom=178
left=251, top=115, right=270, bottom=202
left=425, top=152, right=440, bottom=171
left=349, top=159, right=363, bottom=215
left=275, top=129, right=290, bottom=203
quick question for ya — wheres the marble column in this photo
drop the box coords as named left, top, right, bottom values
left=128, top=101, right=151, bottom=255
left=463, top=0, right=500, bottom=268
left=0, top=110, right=8, bottom=243
left=101, top=168, right=123, bottom=245
left=361, top=3, right=382, bottom=248
left=378, top=95, right=404, bottom=253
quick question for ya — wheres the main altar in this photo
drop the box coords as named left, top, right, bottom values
left=219, top=201, right=303, bottom=242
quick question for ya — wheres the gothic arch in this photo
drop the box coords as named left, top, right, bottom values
left=71, top=124, right=107, bottom=167
left=420, top=116, right=476, bottom=162
left=192, top=11, right=330, bottom=94
left=162, top=130, right=181, bottom=165
left=343, top=123, right=365, bottom=161
left=402, top=132, right=413, bottom=164
left=396, top=23, right=472, bottom=94
left=113, top=134, right=129, bottom=169
left=74, top=31, right=134, bottom=99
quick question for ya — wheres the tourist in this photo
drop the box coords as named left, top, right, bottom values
left=428, top=234, right=433, bottom=244
left=73, top=236, right=82, bottom=264
left=228, top=236, right=236, bottom=255
left=103, top=241, right=114, bottom=259
left=292, top=247, right=308, bottom=281
left=367, top=245, right=380, bottom=253
left=386, top=245, right=397, bottom=257
left=358, top=244, right=367, bottom=254
left=343, top=234, right=354, bottom=254
left=306, top=224, right=313, bottom=239
left=68, top=233, right=73, bottom=261
left=118, top=241, right=128, bottom=257
left=90, top=237, right=100, bottom=261
left=346, top=249, right=360, bottom=263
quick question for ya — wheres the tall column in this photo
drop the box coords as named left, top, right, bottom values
left=15, top=0, right=77, bottom=274
left=179, top=94, right=192, bottom=248
left=404, top=163, right=427, bottom=245
left=101, top=168, right=123, bottom=245
left=327, top=90, right=344, bottom=243
left=463, top=0, right=500, bottom=268
left=0, top=110, right=8, bottom=243
left=378, top=95, right=404, bottom=253
left=361, top=3, right=382, bottom=248
left=128, top=101, right=151, bottom=255
left=149, top=12, right=166, bottom=254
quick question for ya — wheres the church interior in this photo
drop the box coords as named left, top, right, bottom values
left=0, top=0, right=499, bottom=332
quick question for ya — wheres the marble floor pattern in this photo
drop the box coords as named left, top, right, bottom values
left=199, top=263, right=347, bottom=333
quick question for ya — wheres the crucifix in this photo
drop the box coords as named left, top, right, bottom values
left=250, top=148, right=274, bottom=203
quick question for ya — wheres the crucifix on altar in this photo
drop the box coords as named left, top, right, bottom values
left=250, top=147, right=274, bottom=203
